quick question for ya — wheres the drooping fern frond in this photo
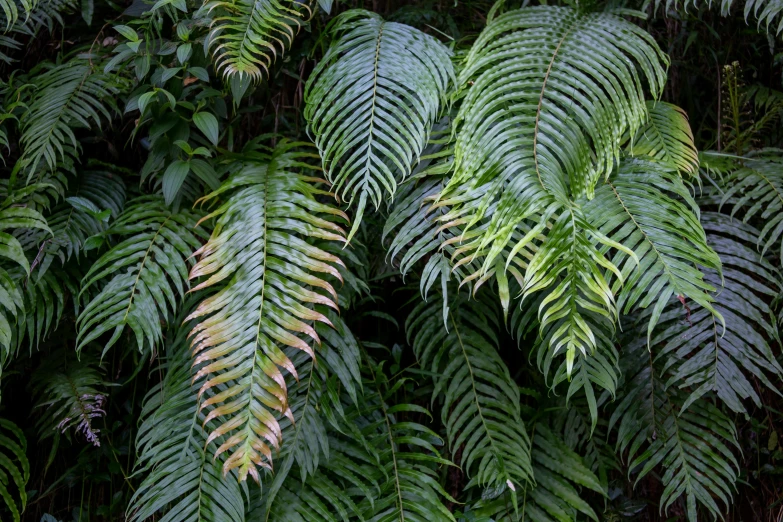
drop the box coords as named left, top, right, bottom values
left=304, top=9, right=454, bottom=241
left=187, top=141, right=346, bottom=481
left=468, top=424, right=604, bottom=522
left=407, top=293, right=534, bottom=508
left=31, top=353, right=107, bottom=446
left=719, top=151, right=783, bottom=262
left=19, top=61, right=120, bottom=173
left=0, top=418, right=29, bottom=522
left=584, top=158, right=722, bottom=342
left=436, top=5, right=667, bottom=280
left=128, top=318, right=247, bottom=522
left=201, top=0, right=311, bottom=81
left=629, top=101, right=699, bottom=175
left=609, top=329, right=740, bottom=522
left=655, top=212, right=783, bottom=413
left=76, top=196, right=206, bottom=355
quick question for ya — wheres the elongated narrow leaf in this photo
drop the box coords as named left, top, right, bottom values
left=0, top=418, right=29, bottom=522
left=630, top=101, right=699, bottom=175
left=305, top=9, right=454, bottom=241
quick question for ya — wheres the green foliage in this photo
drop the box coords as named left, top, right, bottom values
left=1, top=1, right=783, bottom=521
left=305, top=9, right=454, bottom=241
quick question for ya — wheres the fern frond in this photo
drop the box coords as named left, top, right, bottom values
left=358, top=365, right=457, bottom=521
left=469, top=425, right=604, bottom=522
left=436, top=5, right=667, bottom=279
left=656, top=212, right=783, bottom=413
left=128, top=320, right=247, bottom=522
left=630, top=101, right=699, bottom=175
left=187, top=141, right=346, bottom=481
left=585, top=157, right=722, bottom=342
left=407, top=293, right=534, bottom=506
left=304, top=9, right=454, bottom=241
left=32, top=353, right=107, bottom=446
left=19, top=61, right=119, bottom=173
left=202, top=0, right=311, bottom=80
left=609, top=331, right=740, bottom=522
left=720, top=151, right=783, bottom=262
left=76, top=196, right=206, bottom=355
left=0, top=418, right=29, bottom=522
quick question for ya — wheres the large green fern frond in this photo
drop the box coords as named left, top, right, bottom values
left=187, top=141, right=346, bottom=481
left=719, top=151, right=783, bottom=262
left=655, top=212, right=783, bottom=413
left=436, top=5, right=667, bottom=280
left=304, top=9, right=454, bottom=241
left=468, top=424, right=604, bottom=522
left=128, top=319, right=247, bottom=522
left=629, top=101, right=699, bottom=175
left=76, top=196, right=207, bottom=355
left=584, top=158, right=722, bottom=342
left=201, top=0, right=311, bottom=80
left=408, top=293, right=534, bottom=508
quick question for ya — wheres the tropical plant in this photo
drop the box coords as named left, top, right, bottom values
left=0, top=0, right=782, bottom=521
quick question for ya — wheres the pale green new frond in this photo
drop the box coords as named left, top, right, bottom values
left=519, top=208, right=630, bottom=378
left=304, top=9, right=454, bottom=241
left=128, top=321, right=246, bottom=522
left=656, top=212, right=783, bottom=413
left=437, top=5, right=667, bottom=279
left=609, top=333, right=740, bottom=522
left=19, top=61, right=119, bottom=173
left=512, top=291, right=619, bottom=431
left=408, top=294, right=534, bottom=507
left=585, top=158, right=722, bottom=343
left=76, top=196, right=207, bottom=355
left=0, top=418, right=29, bottom=522
left=719, top=151, right=783, bottom=262
left=469, top=425, right=604, bottom=522
left=745, top=0, right=783, bottom=34
left=630, top=101, right=699, bottom=175
left=201, top=0, right=310, bottom=81
left=31, top=353, right=106, bottom=445
left=187, top=142, right=347, bottom=482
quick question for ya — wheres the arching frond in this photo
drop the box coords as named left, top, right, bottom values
left=585, top=158, right=721, bottom=342
left=31, top=353, right=106, bottom=445
left=202, top=0, right=311, bottom=81
left=408, top=293, right=534, bottom=507
left=19, top=61, right=119, bottom=173
left=187, top=141, right=346, bottom=481
left=609, top=332, right=740, bottom=522
left=76, top=196, right=206, bottom=355
left=436, top=5, right=667, bottom=278
left=0, top=418, right=29, bottom=522
left=468, top=425, right=604, bottom=522
left=719, top=151, right=783, bottom=262
left=0, top=0, right=36, bottom=32
left=629, top=101, right=699, bottom=175
left=304, top=9, right=454, bottom=241
left=128, top=320, right=246, bottom=522
left=656, top=212, right=783, bottom=413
